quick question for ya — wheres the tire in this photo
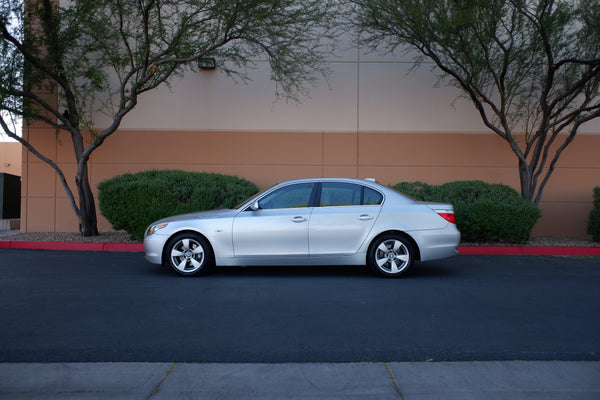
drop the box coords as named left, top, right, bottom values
left=367, top=234, right=415, bottom=278
left=164, top=233, right=214, bottom=276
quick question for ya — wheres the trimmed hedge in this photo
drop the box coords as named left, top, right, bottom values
left=98, top=170, right=259, bottom=240
left=391, top=180, right=541, bottom=243
left=588, top=186, right=600, bottom=241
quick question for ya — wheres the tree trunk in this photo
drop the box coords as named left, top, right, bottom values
left=76, top=162, right=99, bottom=236
left=518, top=159, right=534, bottom=204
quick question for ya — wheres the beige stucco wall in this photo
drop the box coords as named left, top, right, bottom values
left=18, top=18, right=600, bottom=236
left=20, top=127, right=600, bottom=236
left=0, top=142, right=21, bottom=176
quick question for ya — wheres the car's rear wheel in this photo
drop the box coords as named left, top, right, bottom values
left=164, top=233, right=214, bottom=276
left=368, top=234, right=415, bottom=277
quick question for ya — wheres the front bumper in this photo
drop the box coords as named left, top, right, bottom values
left=143, top=234, right=169, bottom=264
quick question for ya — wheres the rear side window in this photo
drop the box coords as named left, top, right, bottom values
left=319, top=183, right=383, bottom=207
left=363, top=186, right=383, bottom=205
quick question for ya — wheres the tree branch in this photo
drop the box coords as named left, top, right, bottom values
left=0, top=115, right=80, bottom=218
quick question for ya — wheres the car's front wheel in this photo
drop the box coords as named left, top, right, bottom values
left=164, top=233, right=214, bottom=276
left=368, top=234, right=415, bottom=277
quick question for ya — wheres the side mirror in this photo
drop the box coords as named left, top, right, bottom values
left=249, top=201, right=261, bottom=211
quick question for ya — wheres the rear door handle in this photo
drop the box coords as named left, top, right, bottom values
left=292, top=216, right=308, bottom=223
left=358, top=214, right=374, bottom=221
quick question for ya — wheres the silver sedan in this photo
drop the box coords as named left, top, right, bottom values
left=144, top=178, right=460, bottom=277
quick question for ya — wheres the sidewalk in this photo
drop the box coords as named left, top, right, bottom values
left=1, top=361, right=599, bottom=400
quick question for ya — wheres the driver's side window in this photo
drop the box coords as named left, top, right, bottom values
left=258, top=183, right=314, bottom=210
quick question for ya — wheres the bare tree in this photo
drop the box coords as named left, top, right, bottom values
left=350, top=0, right=600, bottom=204
left=1, top=0, right=337, bottom=235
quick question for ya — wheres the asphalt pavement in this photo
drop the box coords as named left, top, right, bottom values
left=1, top=243, right=599, bottom=399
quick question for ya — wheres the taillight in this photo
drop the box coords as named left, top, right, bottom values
left=437, top=212, right=456, bottom=224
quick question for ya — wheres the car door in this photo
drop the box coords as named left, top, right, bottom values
left=232, top=182, right=315, bottom=257
left=309, top=182, right=383, bottom=255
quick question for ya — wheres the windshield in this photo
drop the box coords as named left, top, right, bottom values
left=231, top=187, right=270, bottom=210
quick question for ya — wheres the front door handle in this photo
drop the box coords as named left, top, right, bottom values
left=292, top=216, right=307, bottom=223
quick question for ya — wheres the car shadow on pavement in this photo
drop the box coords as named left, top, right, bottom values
left=150, top=262, right=459, bottom=279
left=213, top=265, right=374, bottom=278
left=409, top=261, right=461, bottom=278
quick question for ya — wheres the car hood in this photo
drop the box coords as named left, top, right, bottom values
left=152, top=209, right=237, bottom=224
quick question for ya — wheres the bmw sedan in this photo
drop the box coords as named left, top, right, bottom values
left=144, top=178, right=460, bottom=277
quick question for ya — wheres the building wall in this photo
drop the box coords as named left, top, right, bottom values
left=0, top=142, right=22, bottom=176
left=21, top=127, right=599, bottom=236
left=19, top=29, right=600, bottom=236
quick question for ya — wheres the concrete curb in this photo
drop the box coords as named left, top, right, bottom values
left=1, top=240, right=599, bottom=255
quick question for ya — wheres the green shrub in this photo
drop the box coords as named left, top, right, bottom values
left=391, top=181, right=436, bottom=200
left=98, top=170, right=259, bottom=240
left=391, top=180, right=541, bottom=243
left=588, top=186, right=600, bottom=241
left=592, top=186, right=600, bottom=210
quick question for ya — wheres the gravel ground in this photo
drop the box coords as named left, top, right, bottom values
left=0, top=231, right=139, bottom=243
left=0, top=230, right=599, bottom=247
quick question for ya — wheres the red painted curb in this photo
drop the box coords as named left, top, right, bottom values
left=459, top=246, right=600, bottom=256
left=521, top=246, right=600, bottom=256
left=0, top=241, right=143, bottom=252
left=1, top=241, right=599, bottom=255
left=102, top=243, right=145, bottom=252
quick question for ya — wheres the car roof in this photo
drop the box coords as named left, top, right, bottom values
left=275, top=177, right=394, bottom=194
left=279, top=177, right=379, bottom=184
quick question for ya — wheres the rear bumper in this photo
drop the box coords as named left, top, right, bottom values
left=412, top=225, right=461, bottom=262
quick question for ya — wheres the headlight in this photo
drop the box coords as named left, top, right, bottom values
left=146, top=223, right=168, bottom=237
